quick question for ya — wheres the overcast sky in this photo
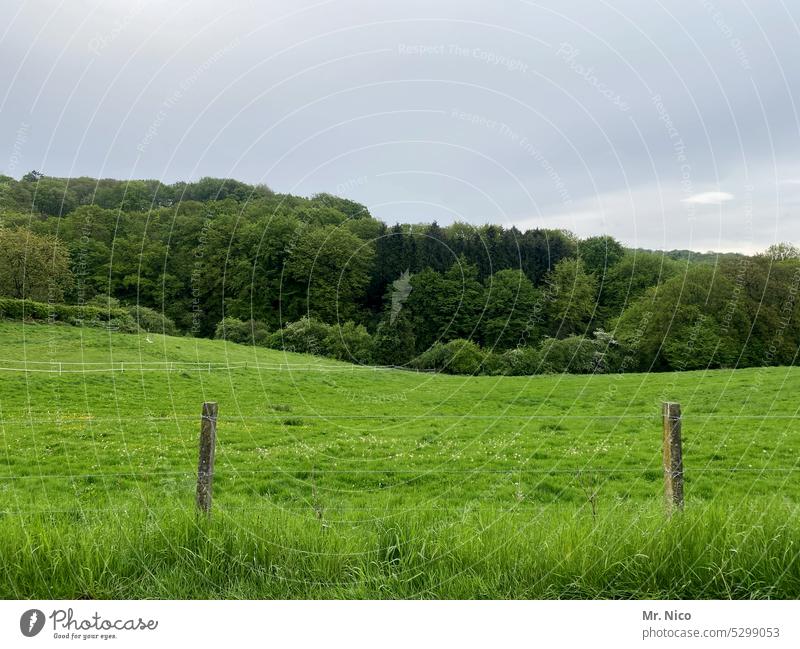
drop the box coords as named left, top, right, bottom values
left=2, top=0, right=800, bottom=253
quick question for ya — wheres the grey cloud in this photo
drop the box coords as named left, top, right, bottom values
left=1, top=0, right=798, bottom=252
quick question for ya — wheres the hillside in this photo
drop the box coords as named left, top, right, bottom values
left=2, top=321, right=800, bottom=597
left=3, top=174, right=799, bottom=377
left=2, top=320, right=799, bottom=509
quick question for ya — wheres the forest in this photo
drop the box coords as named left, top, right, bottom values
left=1, top=172, right=798, bottom=375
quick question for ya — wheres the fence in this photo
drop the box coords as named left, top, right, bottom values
left=2, top=396, right=799, bottom=519
left=190, top=399, right=800, bottom=516
left=0, top=360, right=415, bottom=373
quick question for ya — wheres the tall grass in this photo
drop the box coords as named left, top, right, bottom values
left=3, top=324, right=800, bottom=598
left=2, top=501, right=799, bottom=599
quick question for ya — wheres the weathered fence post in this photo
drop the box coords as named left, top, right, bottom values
left=662, top=401, right=684, bottom=512
left=196, top=401, right=218, bottom=515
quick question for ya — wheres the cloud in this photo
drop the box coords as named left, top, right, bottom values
left=505, top=178, right=788, bottom=254
left=681, top=191, right=735, bottom=205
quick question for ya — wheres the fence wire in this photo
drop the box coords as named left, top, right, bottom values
left=1, top=466, right=799, bottom=482
left=0, top=360, right=410, bottom=373
left=4, top=413, right=800, bottom=425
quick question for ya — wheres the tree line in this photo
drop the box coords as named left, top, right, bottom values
left=1, top=172, right=798, bottom=374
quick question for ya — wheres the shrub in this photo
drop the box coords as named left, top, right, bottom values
left=446, top=339, right=491, bottom=375
left=592, top=329, right=624, bottom=373
left=537, top=336, right=598, bottom=374
left=128, top=306, right=178, bottom=336
left=0, top=298, right=46, bottom=320
left=413, top=339, right=487, bottom=375
left=372, top=313, right=416, bottom=366
left=0, top=297, right=137, bottom=332
left=501, top=346, right=543, bottom=376
left=105, top=313, right=138, bottom=333
left=323, top=321, right=373, bottom=364
left=214, top=317, right=270, bottom=346
left=84, top=295, right=122, bottom=310
left=267, top=317, right=332, bottom=355
left=411, top=341, right=449, bottom=372
left=479, top=350, right=508, bottom=376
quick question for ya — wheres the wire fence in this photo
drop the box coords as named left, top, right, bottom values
left=0, top=503, right=574, bottom=516
left=2, top=466, right=800, bottom=482
left=0, top=359, right=422, bottom=373
left=2, top=464, right=798, bottom=518
left=0, top=390, right=800, bottom=514
left=5, top=412, right=800, bottom=425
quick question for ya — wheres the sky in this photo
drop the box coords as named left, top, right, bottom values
left=2, top=0, right=800, bottom=253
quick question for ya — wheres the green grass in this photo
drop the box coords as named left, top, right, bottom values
left=3, top=503, right=800, bottom=599
left=1, top=320, right=799, bottom=598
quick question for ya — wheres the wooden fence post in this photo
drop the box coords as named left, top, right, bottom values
left=196, top=401, right=218, bottom=515
left=662, top=401, right=684, bottom=512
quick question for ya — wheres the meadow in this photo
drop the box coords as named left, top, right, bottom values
left=1, top=320, right=800, bottom=598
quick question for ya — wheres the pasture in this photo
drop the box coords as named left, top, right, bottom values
left=1, top=321, right=799, bottom=598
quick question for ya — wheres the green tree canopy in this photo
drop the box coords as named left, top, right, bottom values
left=480, top=269, right=540, bottom=350
left=577, top=235, right=625, bottom=277
left=0, top=226, right=73, bottom=301
left=284, top=225, right=374, bottom=324
left=598, top=250, right=681, bottom=321
left=541, top=258, right=598, bottom=338
left=613, top=265, right=751, bottom=371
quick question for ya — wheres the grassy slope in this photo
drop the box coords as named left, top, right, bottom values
left=1, top=320, right=799, bottom=598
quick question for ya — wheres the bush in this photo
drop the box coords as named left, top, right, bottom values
left=0, top=297, right=137, bottom=332
left=128, top=306, right=178, bottom=336
left=323, top=321, right=373, bottom=364
left=537, top=336, right=598, bottom=374
left=534, top=330, right=626, bottom=374
left=0, top=298, right=48, bottom=320
left=410, top=341, right=449, bottom=372
left=372, top=313, right=416, bottom=366
left=446, top=339, right=491, bottom=375
left=501, top=346, right=543, bottom=376
left=479, top=350, right=508, bottom=376
left=412, top=339, right=487, bottom=375
left=84, top=295, right=122, bottom=309
left=267, top=317, right=332, bottom=355
left=214, top=317, right=270, bottom=346
left=105, top=313, right=139, bottom=333
left=592, top=329, right=624, bottom=373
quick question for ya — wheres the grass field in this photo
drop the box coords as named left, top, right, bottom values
left=1, top=320, right=800, bottom=598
